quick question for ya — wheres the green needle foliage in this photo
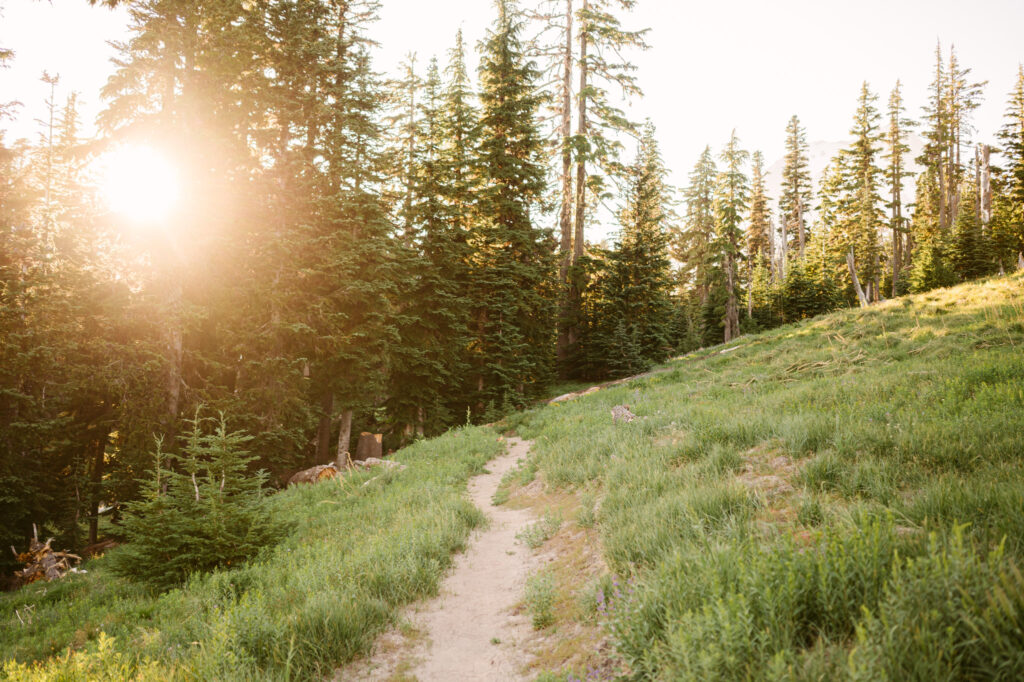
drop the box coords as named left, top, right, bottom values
left=111, top=411, right=283, bottom=591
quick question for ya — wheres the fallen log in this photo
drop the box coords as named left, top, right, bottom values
left=288, top=463, right=340, bottom=486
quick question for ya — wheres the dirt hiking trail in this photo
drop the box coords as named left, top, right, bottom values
left=337, top=437, right=538, bottom=681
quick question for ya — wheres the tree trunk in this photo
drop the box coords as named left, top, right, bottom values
left=892, top=162, right=903, bottom=298
left=165, top=318, right=183, bottom=441
left=723, top=253, right=740, bottom=342
left=88, top=428, right=111, bottom=546
left=335, top=409, right=353, bottom=469
left=938, top=151, right=948, bottom=230
left=980, top=144, right=992, bottom=225
left=316, top=393, right=334, bottom=463
left=847, top=249, right=870, bottom=308
left=566, top=0, right=589, bottom=359
left=780, top=218, right=789, bottom=278
left=556, top=0, right=575, bottom=368
left=796, top=196, right=806, bottom=259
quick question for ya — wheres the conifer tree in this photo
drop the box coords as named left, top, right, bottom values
left=596, top=123, right=675, bottom=372
left=472, top=0, right=556, bottom=409
left=950, top=183, right=990, bottom=280
left=779, top=115, right=812, bottom=263
left=884, top=80, right=915, bottom=295
left=996, top=64, right=1024, bottom=267
left=746, top=150, right=772, bottom=291
left=838, top=83, right=886, bottom=302
left=529, top=0, right=648, bottom=370
left=712, top=131, right=749, bottom=342
left=675, top=146, right=717, bottom=302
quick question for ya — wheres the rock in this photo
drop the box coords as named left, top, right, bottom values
left=354, top=432, right=383, bottom=462
left=287, top=463, right=339, bottom=486
left=352, top=457, right=407, bottom=473
left=611, top=405, right=637, bottom=423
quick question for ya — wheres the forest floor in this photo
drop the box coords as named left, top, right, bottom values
left=336, top=437, right=539, bottom=681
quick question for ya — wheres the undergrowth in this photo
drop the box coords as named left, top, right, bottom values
left=0, top=426, right=502, bottom=680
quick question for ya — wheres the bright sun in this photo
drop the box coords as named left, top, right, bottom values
left=101, top=145, right=180, bottom=225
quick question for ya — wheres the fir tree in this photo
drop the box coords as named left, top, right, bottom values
left=883, top=80, right=915, bottom=295
left=713, top=131, right=750, bottom=343
left=675, top=146, right=717, bottom=302
left=746, top=150, right=772, bottom=306
left=112, top=413, right=282, bottom=590
left=779, top=115, right=813, bottom=263
left=472, top=0, right=557, bottom=409
left=838, top=83, right=886, bottom=302
left=595, top=123, right=675, bottom=375
left=996, top=64, right=1024, bottom=266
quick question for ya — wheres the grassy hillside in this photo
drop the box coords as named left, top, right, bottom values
left=1, top=427, right=503, bottom=680
left=3, top=275, right=1022, bottom=681
left=507, top=274, right=1024, bottom=680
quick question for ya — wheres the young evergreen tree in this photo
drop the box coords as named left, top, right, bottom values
left=112, top=413, right=282, bottom=591
left=472, top=0, right=557, bottom=410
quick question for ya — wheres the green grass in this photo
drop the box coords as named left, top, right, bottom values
left=515, top=274, right=1024, bottom=680
left=0, top=426, right=503, bottom=680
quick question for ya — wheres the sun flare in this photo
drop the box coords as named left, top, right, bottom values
left=101, top=145, right=180, bottom=225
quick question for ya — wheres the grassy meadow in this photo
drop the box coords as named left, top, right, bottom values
left=0, top=427, right=502, bottom=680
left=504, top=273, right=1024, bottom=680
left=3, top=274, right=1023, bottom=681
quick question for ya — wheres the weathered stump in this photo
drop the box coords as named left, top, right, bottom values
left=354, top=433, right=383, bottom=462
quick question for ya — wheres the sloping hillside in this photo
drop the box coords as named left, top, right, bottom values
left=503, top=273, right=1024, bottom=680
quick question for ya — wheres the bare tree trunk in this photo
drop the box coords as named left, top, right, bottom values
left=938, top=151, right=948, bottom=231
left=316, top=393, right=334, bottom=463
left=556, top=0, right=575, bottom=368
left=980, top=144, right=992, bottom=225
left=566, top=0, right=589, bottom=359
left=796, top=197, right=806, bottom=259
left=847, top=249, right=870, bottom=308
left=335, top=409, right=353, bottom=469
left=88, top=428, right=111, bottom=546
left=165, top=279, right=183, bottom=444
left=723, top=253, right=740, bottom=342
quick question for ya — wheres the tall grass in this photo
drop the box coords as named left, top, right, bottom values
left=513, top=274, right=1024, bottom=680
left=0, top=426, right=502, bottom=680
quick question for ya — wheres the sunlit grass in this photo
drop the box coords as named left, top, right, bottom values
left=511, top=272, right=1024, bottom=680
left=0, top=427, right=502, bottom=680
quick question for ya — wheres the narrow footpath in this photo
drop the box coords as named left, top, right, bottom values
left=337, top=437, right=538, bottom=681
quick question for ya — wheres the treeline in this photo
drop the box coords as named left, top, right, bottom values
left=673, top=48, right=1024, bottom=353
left=1, top=0, right=1023, bottom=573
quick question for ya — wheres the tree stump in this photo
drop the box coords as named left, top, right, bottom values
left=354, top=433, right=383, bottom=462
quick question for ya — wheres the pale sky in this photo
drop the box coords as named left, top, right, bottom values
left=3, top=0, right=1024, bottom=209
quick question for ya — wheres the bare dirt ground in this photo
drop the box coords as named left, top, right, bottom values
left=336, top=437, right=539, bottom=681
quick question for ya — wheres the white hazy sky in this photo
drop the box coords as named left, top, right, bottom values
left=2, top=0, right=1024, bottom=192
